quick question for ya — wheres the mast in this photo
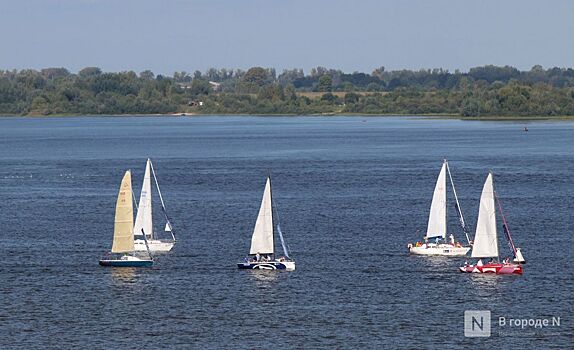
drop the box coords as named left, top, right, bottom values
left=134, top=159, right=153, bottom=240
left=150, top=160, right=176, bottom=242
left=269, top=173, right=291, bottom=259
left=140, top=228, right=154, bottom=260
left=494, top=190, right=518, bottom=258
left=445, top=160, right=471, bottom=245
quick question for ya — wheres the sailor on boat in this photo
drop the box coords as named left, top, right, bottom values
left=408, top=160, right=472, bottom=256
left=459, top=172, right=524, bottom=275
left=237, top=175, right=295, bottom=271
left=133, top=158, right=176, bottom=253
left=99, top=170, right=154, bottom=267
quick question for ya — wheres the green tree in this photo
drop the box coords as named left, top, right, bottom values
left=79, top=67, right=102, bottom=78
left=190, top=79, right=211, bottom=96
left=243, top=67, right=268, bottom=86
left=344, top=92, right=360, bottom=104
left=318, top=75, right=332, bottom=92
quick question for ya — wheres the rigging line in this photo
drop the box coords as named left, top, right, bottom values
left=494, top=190, right=517, bottom=257
left=268, top=174, right=291, bottom=259
left=445, top=160, right=471, bottom=245
left=150, top=160, right=176, bottom=241
left=132, top=188, right=138, bottom=211
left=140, top=228, right=154, bottom=260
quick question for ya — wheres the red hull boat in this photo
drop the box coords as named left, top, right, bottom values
left=459, top=262, right=523, bottom=275
left=459, top=172, right=525, bottom=275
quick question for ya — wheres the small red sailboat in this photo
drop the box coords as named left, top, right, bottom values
left=459, top=172, right=524, bottom=275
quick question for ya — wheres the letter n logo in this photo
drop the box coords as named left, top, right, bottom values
left=464, top=310, right=491, bottom=337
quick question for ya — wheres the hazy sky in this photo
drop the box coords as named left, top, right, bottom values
left=1, top=0, right=573, bottom=75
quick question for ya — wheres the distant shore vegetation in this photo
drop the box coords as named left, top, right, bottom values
left=2, top=65, right=574, bottom=117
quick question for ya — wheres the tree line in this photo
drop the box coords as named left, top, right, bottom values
left=1, top=65, right=574, bottom=117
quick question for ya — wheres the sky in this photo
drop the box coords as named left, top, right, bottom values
left=1, top=0, right=574, bottom=75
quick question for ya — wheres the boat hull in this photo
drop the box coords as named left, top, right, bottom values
left=134, top=239, right=174, bottom=252
left=459, top=262, right=522, bottom=275
left=237, top=261, right=295, bottom=271
left=99, top=259, right=153, bottom=267
left=409, top=243, right=470, bottom=256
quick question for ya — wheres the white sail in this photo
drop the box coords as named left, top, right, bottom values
left=249, top=177, right=274, bottom=255
left=426, top=162, right=447, bottom=239
left=134, top=159, right=153, bottom=238
left=514, top=248, right=525, bottom=263
left=471, top=173, right=499, bottom=258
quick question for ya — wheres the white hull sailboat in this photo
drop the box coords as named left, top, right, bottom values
left=237, top=176, right=295, bottom=271
left=459, top=172, right=524, bottom=275
left=99, top=170, right=153, bottom=267
left=133, top=159, right=176, bottom=252
left=408, top=160, right=472, bottom=256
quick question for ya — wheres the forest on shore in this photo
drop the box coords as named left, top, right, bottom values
left=1, top=65, right=574, bottom=117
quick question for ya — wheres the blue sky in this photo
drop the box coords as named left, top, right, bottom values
left=1, top=0, right=573, bottom=75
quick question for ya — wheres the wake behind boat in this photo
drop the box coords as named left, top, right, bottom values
left=459, top=172, right=524, bottom=275
left=408, top=160, right=471, bottom=256
left=133, top=159, right=176, bottom=252
left=237, top=176, right=295, bottom=271
left=99, top=170, right=154, bottom=267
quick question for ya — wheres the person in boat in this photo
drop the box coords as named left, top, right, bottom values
left=255, top=253, right=260, bottom=262
left=464, top=260, right=469, bottom=266
left=449, top=234, right=455, bottom=245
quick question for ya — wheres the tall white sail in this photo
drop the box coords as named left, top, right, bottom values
left=471, top=173, right=499, bottom=258
left=112, top=171, right=134, bottom=253
left=134, top=159, right=153, bottom=238
left=249, top=177, right=274, bottom=255
left=426, top=162, right=447, bottom=239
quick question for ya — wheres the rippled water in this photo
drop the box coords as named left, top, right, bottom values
left=0, top=116, right=572, bottom=349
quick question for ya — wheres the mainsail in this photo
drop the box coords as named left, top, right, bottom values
left=112, top=171, right=135, bottom=253
left=134, top=159, right=153, bottom=239
left=249, top=177, right=274, bottom=255
left=426, top=162, right=447, bottom=239
left=471, top=173, right=499, bottom=258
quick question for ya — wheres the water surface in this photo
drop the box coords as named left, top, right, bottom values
left=0, top=116, right=572, bottom=349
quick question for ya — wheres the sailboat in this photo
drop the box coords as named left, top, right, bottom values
left=408, top=160, right=472, bottom=256
left=99, top=170, right=154, bottom=267
left=459, top=172, right=524, bottom=274
left=237, top=176, right=295, bottom=271
left=133, top=159, right=176, bottom=252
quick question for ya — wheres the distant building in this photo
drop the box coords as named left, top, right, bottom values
left=209, top=81, right=221, bottom=91
left=177, top=82, right=192, bottom=89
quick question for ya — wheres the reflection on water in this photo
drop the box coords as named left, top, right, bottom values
left=466, top=274, right=506, bottom=299
left=248, top=270, right=279, bottom=286
left=420, top=256, right=451, bottom=268
left=110, top=267, right=137, bottom=286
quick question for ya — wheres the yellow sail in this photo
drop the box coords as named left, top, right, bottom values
left=111, top=170, right=135, bottom=253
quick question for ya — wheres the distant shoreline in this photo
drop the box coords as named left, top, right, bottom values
left=1, top=113, right=574, bottom=121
